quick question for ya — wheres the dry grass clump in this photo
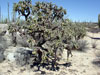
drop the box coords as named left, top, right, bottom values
left=77, top=40, right=88, bottom=52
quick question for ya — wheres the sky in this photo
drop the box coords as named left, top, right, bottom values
left=0, top=0, right=100, bottom=22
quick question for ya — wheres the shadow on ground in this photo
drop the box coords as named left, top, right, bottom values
left=90, top=37, right=100, bottom=40
left=30, top=62, right=72, bottom=72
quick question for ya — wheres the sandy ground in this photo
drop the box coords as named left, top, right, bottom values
left=0, top=24, right=100, bottom=75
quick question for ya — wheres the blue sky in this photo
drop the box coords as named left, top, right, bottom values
left=0, top=0, right=100, bottom=22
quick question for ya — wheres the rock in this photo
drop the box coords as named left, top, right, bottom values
left=4, top=31, right=12, bottom=46
left=0, top=53, right=5, bottom=62
left=97, top=72, right=100, bottom=75
left=14, top=47, right=33, bottom=66
left=46, top=72, right=54, bottom=75
left=20, top=68, right=26, bottom=72
left=7, top=70, right=11, bottom=73
left=41, top=71, right=46, bottom=74
left=6, top=53, right=15, bottom=62
left=16, top=32, right=29, bottom=47
left=0, top=72, right=6, bottom=75
left=35, top=73, right=41, bottom=75
left=58, top=71, right=67, bottom=75
left=4, top=47, right=16, bottom=62
left=0, top=44, right=5, bottom=62
left=95, top=50, right=100, bottom=57
left=0, top=31, right=6, bottom=36
left=0, top=36, right=8, bottom=49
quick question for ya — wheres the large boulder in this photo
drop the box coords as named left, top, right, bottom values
left=6, top=53, right=15, bottom=62
left=0, top=36, right=8, bottom=49
left=0, top=33, right=7, bottom=63
left=0, top=44, right=5, bottom=62
left=16, top=32, right=29, bottom=47
left=4, top=47, right=16, bottom=62
left=4, top=47, right=34, bottom=66
left=95, top=50, right=100, bottom=57
left=0, top=34, right=9, bottom=63
left=0, top=53, right=5, bottom=62
left=14, top=47, right=33, bottom=66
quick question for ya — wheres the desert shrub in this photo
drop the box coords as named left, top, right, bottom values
left=92, top=50, right=100, bottom=67
left=65, top=39, right=88, bottom=51
left=61, top=20, right=86, bottom=44
left=74, top=22, right=86, bottom=40
left=62, top=21, right=86, bottom=51
left=77, top=40, right=88, bottom=51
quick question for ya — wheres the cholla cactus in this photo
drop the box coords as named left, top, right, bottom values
left=13, top=0, right=32, bottom=21
left=26, top=2, right=66, bottom=69
left=11, top=0, right=87, bottom=71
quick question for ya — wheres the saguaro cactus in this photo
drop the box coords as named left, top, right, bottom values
left=12, top=11, right=16, bottom=22
left=0, top=6, right=1, bottom=22
left=98, top=14, right=100, bottom=28
left=8, top=2, right=10, bottom=22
